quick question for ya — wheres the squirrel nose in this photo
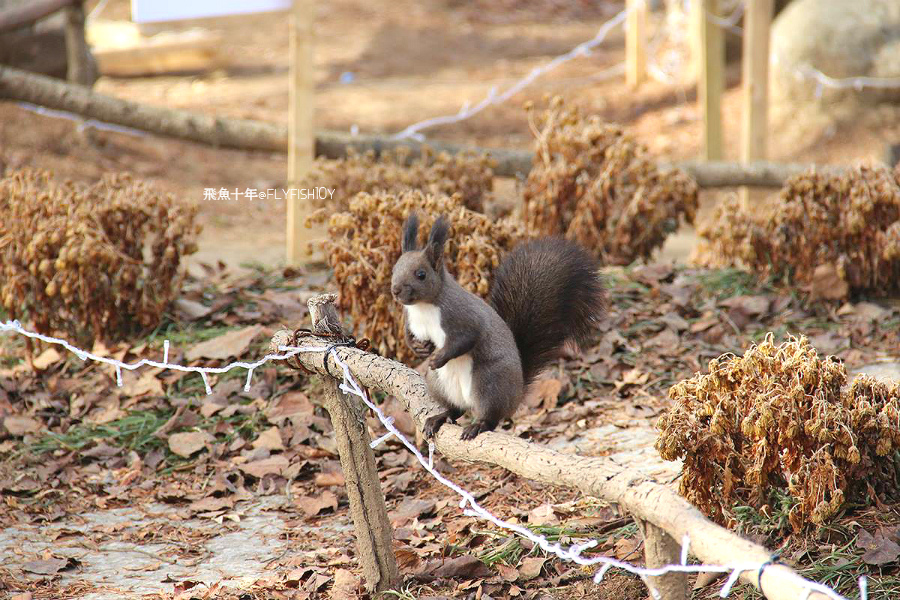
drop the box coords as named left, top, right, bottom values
left=391, top=284, right=403, bottom=297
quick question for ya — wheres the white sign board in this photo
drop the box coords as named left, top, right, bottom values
left=132, top=0, right=292, bottom=23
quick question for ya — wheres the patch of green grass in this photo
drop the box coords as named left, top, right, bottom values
left=143, top=322, right=235, bottom=347
left=476, top=522, right=639, bottom=568
left=31, top=409, right=175, bottom=455
left=733, top=489, right=797, bottom=538
left=30, top=403, right=267, bottom=469
left=695, top=268, right=770, bottom=300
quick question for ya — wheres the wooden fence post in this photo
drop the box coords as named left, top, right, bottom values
left=739, top=0, right=773, bottom=206
left=287, top=0, right=315, bottom=265
left=638, top=519, right=689, bottom=600
left=626, top=0, right=648, bottom=88
left=307, top=294, right=401, bottom=593
left=697, top=0, right=724, bottom=160
left=63, top=1, right=96, bottom=86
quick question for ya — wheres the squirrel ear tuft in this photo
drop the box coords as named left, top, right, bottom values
left=425, top=215, right=449, bottom=268
left=401, top=213, right=420, bottom=252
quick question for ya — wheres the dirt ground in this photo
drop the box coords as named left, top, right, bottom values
left=3, top=0, right=900, bottom=598
left=4, top=0, right=900, bottom=271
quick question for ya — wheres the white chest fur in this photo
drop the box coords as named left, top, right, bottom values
left=405, top=303, right=475, bottom=410
left=405, top=303, right=446, bottom=348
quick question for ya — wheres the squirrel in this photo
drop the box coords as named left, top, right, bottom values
left=390, top=213, right=605, bottom=440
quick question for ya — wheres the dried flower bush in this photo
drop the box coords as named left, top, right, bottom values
left=696, top=164, right=900, bottom=298
left=657, top=334, right=900, bottom=531
left=0, top=169, right=199, bottom=343
left=302, top=147, right=495, bottom=213
left=311, top=190, right=528, bottom=361
left=523, top=97, right=698, bottom=265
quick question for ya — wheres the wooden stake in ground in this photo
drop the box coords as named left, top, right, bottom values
left=306, top=294, right=401, bottom=593
left=625, top=0, right=647, bottom=88
left=638, top=519, right=689, bottom=600
left=698, top=0, right=724, bottom=160
left=739, top=0, right=773, bottom=207
left=63, top=1, right=96, bottom=86
left=286, top=0, right=316, bottom=266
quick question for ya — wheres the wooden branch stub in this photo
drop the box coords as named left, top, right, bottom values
left=307, top=294, right=400, bottom=593
left=637, top=519, right=689, bottom=600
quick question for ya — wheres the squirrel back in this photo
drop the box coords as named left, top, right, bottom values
left=489, top=237, right=605, bottom=386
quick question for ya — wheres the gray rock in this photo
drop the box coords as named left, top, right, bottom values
left=771, top=0, right=900, bottom=120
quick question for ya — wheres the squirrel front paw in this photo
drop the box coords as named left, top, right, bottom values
left=406, top=331, right=435, bottom=358
left=423, top=411, right=451, bottom=439
left=460, top=420, right=495, bottom=440
left=428, top=353, right=448, bottom=370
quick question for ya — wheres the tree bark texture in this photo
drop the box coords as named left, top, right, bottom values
left=307, top=295, right=401, bottom=593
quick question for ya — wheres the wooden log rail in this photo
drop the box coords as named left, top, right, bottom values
left=0, top=0, right=76, bottom=33
left=269, top=321, right=840, bottom=600
left=0, top=65, right=843, bottom=188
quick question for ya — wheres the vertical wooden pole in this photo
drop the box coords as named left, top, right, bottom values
left=688, top=0, right=702, bottom=82
left=63, top=1, right=97, bottom=86
left=739, top=0, right=773, bottom=206
left=637, top=519, right=690, bottom=600
left=287, top=0, right=315, bottom=265
left=307, top=294, right=401, bottom=593
left=698, top=0, right=724, bottom=160
left=626, top=0, right=647, bottom=88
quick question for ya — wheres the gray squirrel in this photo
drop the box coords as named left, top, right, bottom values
left=390, top=213, right=605, bottom=440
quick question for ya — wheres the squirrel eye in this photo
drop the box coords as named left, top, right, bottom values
left=415, top=269, right=426, bottom=280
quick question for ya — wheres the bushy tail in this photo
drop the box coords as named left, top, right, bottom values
left=489, top=237, right=605, bottom=386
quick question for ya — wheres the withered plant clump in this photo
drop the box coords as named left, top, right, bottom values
left=696, top=164, right=900, bottom=297
left=657, top=334, right=900, bottom=532
left=302, top=147, right=495, bottom=213
left=0, top=169, right=200, bottom=343
left=523, top=97, right=698, bottom=265
left=313, top=190, right=528, bottom=361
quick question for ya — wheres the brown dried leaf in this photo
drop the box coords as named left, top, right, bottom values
left=433, top=555, right=491, bottom=580
left=252, top=426, right=285, bottom=451
left=497, top=563, right=519, bottom=582
left=167, top=431, right=212, bottom=458
left=528, top=504, right=559, bottom=526
left=189, top=496, right=235, bottom=514
left=21, top=557, right=76, bottom=575
left=3, top=415, right=41, bottom=436
left=266, top=391, right=314, bottom=423
left=518, top=557, right=546, bottom=581
left=186, top=325, right=263, bottom=361
left=614, top=537, right=641, bottom=560
left=296, top=490, right=338, bottom=517
left=174, top=298, right=214, bottom=321
left=858, top=528, right=900, bottom=565
left=329, top=568, right=360, bottom=599
left=239, top=455, right=290, bottom=478
left=119, top=371, right=164, bottom=397
left=32, top=348, right=61, bottom=370
left=810, top=263, right=849, bottom=301
left=529, top=378, right=563, bottom=410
